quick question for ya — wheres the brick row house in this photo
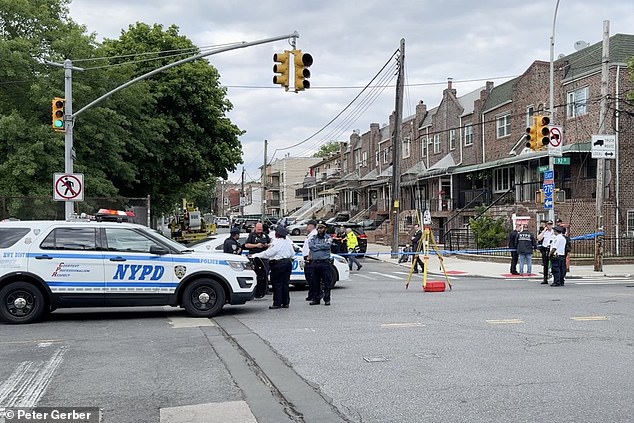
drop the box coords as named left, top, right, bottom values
left=305, top=33, right=634, bottom=244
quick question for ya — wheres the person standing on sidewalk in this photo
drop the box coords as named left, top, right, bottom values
left=508, top=223, right=520, bottom=275
left=252, top=226, right=296, bottom=309
left=537, top=220, right=555, bottom=284
left=345, top=228, right=362, bottom=271
left=549, top=226, right=567, bottom=286
left=515, top=225, right=537, bottom=276
left=302, top=219, right=318, bottom=302
left=245, top=222, right=271, bottom=298
left=308, top=221, right=333, bottom=306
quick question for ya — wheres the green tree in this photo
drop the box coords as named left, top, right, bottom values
left=313, top=141, right=341, bottom=158
left=469, top=207, right=508, bottom=249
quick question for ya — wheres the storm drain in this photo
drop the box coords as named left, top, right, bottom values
left=363, top=355, right=390, bottom=363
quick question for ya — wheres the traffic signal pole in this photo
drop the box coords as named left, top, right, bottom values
left=49, top=31, right=300, bottom=219
left=547, top=0, right=560, bottom=223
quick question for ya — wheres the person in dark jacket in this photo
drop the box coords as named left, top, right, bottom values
left=410, top=224, right=424, bottom=273
left=515, top=225, right=537, bottom=276
left=223, top=227, right=242, bottom=254
left=508, top=223, right=520, bottom=274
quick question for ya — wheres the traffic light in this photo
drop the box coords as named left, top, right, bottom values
left=525, top=114, right=551, bottom=151
left=293, top=49, right=313, bottom=92
left=273, top=51, right=290, bottom=90
left=51, top=97, right=65, bottom=132
left=536, top=115, right=550, bottom=148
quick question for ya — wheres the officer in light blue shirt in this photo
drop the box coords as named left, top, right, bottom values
left=307, top=221, right=333, bottom=306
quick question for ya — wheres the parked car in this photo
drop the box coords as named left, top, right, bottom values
left=215, top=217, right=230, bottom=228
left=286, top=219, right=310, bottom=236
left=188, top=234, right=350, bottom=287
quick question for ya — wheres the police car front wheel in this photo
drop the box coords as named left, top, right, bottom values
left=0, top=282, right=46, bottom=324
left=182, top=279, right=226, bottom=317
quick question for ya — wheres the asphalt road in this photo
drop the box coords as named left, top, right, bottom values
left=1, top=259, right=633, bottom=422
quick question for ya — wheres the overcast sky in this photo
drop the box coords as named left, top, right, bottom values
left=67, top=0, right=634, bottom=183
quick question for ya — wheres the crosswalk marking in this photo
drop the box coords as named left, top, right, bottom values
left=368, top=271, right=402, bottom=280
left=486, top=319, right=524, bottom=324
left=573, top=279, right=633, bottom=285
left=394, top=271, right=458, bottom=280
left=570, top=316, right=609, bottom=321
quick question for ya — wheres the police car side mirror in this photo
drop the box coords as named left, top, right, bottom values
left=150, top=245, right=170, bottom=255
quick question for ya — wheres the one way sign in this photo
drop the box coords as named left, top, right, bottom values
left=591, top=134, right=616, bottom=159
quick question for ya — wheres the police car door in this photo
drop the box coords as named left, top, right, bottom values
left=102, top=227, right=174, bottom=304
left=34, top=225, right=105, bottom=306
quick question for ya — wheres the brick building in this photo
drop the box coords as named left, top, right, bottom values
left=305, top=33, right=634, bottom=243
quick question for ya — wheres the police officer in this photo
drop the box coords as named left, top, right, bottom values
left=302, top=219, right=318, bottom=302
left=537, top=220, right=555, bottom=284
left=549, top=226, right=567, bottom=287
left=252, top=226, right=296, bottom=309
left=308, top=221, right=334, bottom=306
left=245, top=222, right=271, bottom=298
left=223, top=227, right=242, bottom=254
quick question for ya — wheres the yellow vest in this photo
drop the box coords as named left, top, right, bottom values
left=346, top=231, right=358, bottom=250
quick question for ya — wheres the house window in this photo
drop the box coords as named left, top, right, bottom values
left=362, top=151, right=368, bottom=167
left=449, top=130, right=456, bottom=150
left=526, top=106, right=535, bottom=127
left=496, top=114, right=511, bottom=138
left=342, top=159, right=348, bottom=174
left=421, top=136, right=428, bottom=157
left=464, top=124, right=473, bottom=146
left=493, top=167, right=513, bottom=192
left=375, top=151, right=379, bottom=165
left=433, top=134, right=441, bottom=154
left=354, top=150, right=361, bottom=167
left=567, top=87, right=588, bottom=118
left=627, top=210, right=634, bottom=236
left=383, top=147, right=390, bottom=164
left=402, top=137, right=411, bottom=159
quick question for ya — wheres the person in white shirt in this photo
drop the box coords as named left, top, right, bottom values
left=252, top=226, right=296, bottom=309
left=549, top=226, right=567, bottom=286
left=301, top=220, right=318, bottom=302
left=537, top=220, right=555, bottom=284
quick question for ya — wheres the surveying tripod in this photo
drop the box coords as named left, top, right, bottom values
left=405, top=210, right=452, bottom=291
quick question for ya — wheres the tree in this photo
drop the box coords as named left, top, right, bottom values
left=469, top=207, right=508, bottom=249
left=0, top=2, right=245, bottom=216
left=313, top=141, right=341, bottom=158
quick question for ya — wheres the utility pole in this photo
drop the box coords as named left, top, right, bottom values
left=391, top=39, right=405, bottom=256
left=594, top=20, right=610, bottom=272
left=261, top=139, right=268, bottom=222
left=240, top=167, right=245, bottom=217
left=547, top=0, right=560, bottom=223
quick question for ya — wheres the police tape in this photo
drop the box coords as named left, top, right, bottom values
left=336, top=231, right=605, bottom=258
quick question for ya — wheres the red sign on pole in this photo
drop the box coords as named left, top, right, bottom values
left=53, top=173, right=84, bottom=201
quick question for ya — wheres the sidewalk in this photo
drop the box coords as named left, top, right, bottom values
left=363, top=243, right=634, bottom=279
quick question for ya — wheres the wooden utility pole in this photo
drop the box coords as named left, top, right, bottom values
left=594, top=21, right=609, bottom=272
left=240, top=167, right=245, bottom=217
left=391, top=39, right=405, bottom=256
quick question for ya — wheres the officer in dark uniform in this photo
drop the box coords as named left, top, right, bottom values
left=223, top=227, right=242, bottom=254
left=245, top=222, right=271, bottom=298
left=308, top=221, right=334, bottom=306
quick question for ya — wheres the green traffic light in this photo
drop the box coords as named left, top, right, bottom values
left=54, top=120, right=64, bottom=128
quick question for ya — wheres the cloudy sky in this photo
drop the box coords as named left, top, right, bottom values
left=67, top=0, right=634, bottom=182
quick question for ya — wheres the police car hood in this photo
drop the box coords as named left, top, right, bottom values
left=187, top=250, right=250, bottom=262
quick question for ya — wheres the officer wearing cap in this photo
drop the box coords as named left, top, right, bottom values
left=537, top=219, right=555, bottom=284
left=308, top=220, right=334, bottom=306
left=302, top=219, right=318, bottom=302
left=549, top=226, right=567, bottom=286
left=252, top=225, right=296, bottom=309
left=223, top=227, right=242, bottom=254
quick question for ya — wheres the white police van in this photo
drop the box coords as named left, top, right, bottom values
left=0, top=220, right=256, bottom=324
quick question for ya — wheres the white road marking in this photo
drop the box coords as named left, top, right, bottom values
left=354, top=274, right=374, bottom=279
left=394, top=271, right=458, bottom=280
left=168, top=316, right=217, bottom=328
left=380, top=322, right=425, bottom=328
left=0, top=346, right=67, bottom=408
left=573, top=280, right=633, bottom=285
left=486, top=319, right=524, bottom=324
left=368, top=271, right=402, bottom=280
left=570, top=316, right=609, bottom=321
left=160, top=400, right=257, bottom=423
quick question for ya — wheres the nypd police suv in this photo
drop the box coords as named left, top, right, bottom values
left=0, top=219, right=256, bottom=324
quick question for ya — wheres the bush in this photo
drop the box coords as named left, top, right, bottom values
left=469, top=208, right=508, bottom=249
